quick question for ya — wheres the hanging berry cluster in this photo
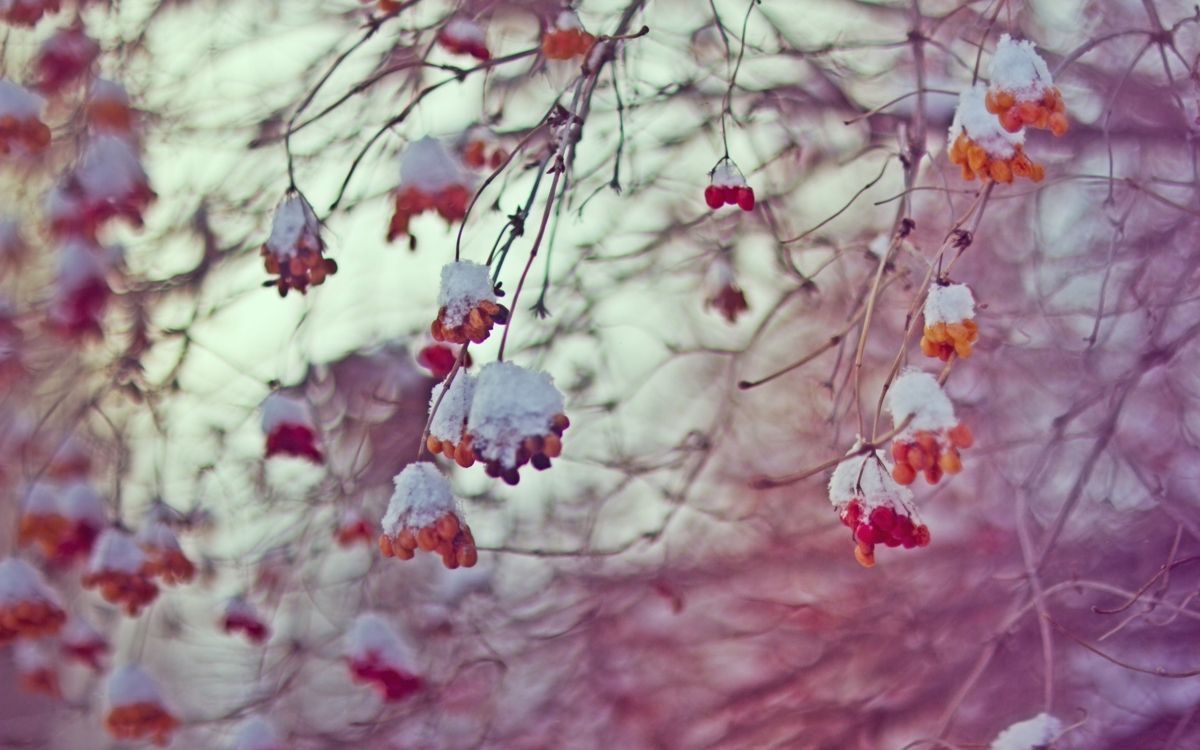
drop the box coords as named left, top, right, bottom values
left=704, top=159, right=755, bottom=211
left=431, top=261, right=509, bottom=344
left=948, top=36, right=1067, bottom=184
left=920, top=282, right=978, bottom=361
left=885, top=369, right=973, bottom=486
left=260, top=192, right=338, bottom=296
left=260, top=392, right=323, bottom=464
left=437, top=17, right=491, bottom=61
left=828, top=454, right=930, bottom=568
left=378, top=462, right=478, bottom=569
left=104, top=665, right=178, bottom=747
left=344, top=613, right=424, bottom=702
left=542, top=10, right=596, bottom=61
left=387, top=137, right=474, bottom=242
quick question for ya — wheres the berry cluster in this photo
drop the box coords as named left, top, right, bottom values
left=335, top=510, right=374, bottom=548
left=105, top=702, right=178, bottom=747
left=948, top=133, right=1043, bottom=184
left=704, top=160, right=755, bottom=211
left=542, top=16, right=595, bottom=61
left=261, top=193, right=338, bottom=297
left=480, top=416, right=568, bottom=485
left=345, top=613, right=423, bottom=702
left=222, top=598, right=270, bottom=644
left=0, top=0, right=60, bottom=27
left=261, top=393, right=323, bottom=464
left=431, top=260, right=508, bottom=345
left=379, top=510, right=479, bottom=569
left=81, top=530, right=158, bottom=616
left=416, top=341, right=469, bottom=379
left=437, top=17, right=490, bottom=61
left=33, top=25, right=99, bottom=95
left=986, top=88, right=1068, bottom=136
left=0, top=559, right=66, bottom=642
left=15, top=644, right=59, bottom=698
left=921, top=282, right=979, bottom=361
left=347, top=652, right=424, bottom=702
left=890, top=424, right=974, bottom=486
left=920, top=319, right=979, bottom=361
left=137, top=523, right=196, bottom=585
left=0, top=91, right=51, bottom=155
left=432, top=298, right=508, bottom=344
left=387, top=183, right=471, bottom=240
left=840, top=499, right=931, bottom=568
left=462, top=137, right=507, bottom=171
left=986, top=34, right=1069, bottom=137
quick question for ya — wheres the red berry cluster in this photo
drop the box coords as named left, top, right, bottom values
left=703, top=183, right=755, bottom=211
left=222, top=607, right=269, bottom=644
left=437, top=23, right=490, bottom=61
left=431, top=299, right=508, bottom=345
left=264, top=423, right=323, bottom=464
left=387, top=184, right=471, bottom=241
left=1, top=0, right=61, bottom=27
left=379, top=511, right=478, bottom=570
left=890, top=423, right=973, bottom=486
left=839, top=499, right=931, bottom=568
left=347, top=654, right=423, bottom=702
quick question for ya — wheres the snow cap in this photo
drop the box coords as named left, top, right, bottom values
left=429, top=371, right=476, bottom=442
left=0, top=80, right=43, bottom=118
left=106, top=664, right=164, bottom=708
left=88, top=529, right=146, bottom=575
left=467, top=362, right=565, bottom=468
left=265, top=193, right=321, bottom=258
left=924, top=283, right=975, bottom=325
left=828, top=453, right=913, bottom=512
left=382, top=462, right=456, bottom=533
left=437, top=261, right=497, bottom=328
left=345, top=612, right=418, bottom=672
left=0, top=558, right=60, bottom=606
left=260, top=392, right=314, bottom=433
left=990, top=713, right=1063, bottom=750
left=989, top=34, right=1054, bottom=100
left=886, top=369, right=957, bottom=434
left=400, top=136, right=468, bottom=193
left=949, top=84, right=1024, bottom=159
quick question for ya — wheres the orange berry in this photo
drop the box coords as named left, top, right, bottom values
left=967, top=144, right=987, bottom=173
left=1049, top=112, right=1068, bottom=137
left=920, top=336, right=939, bottom=358
left=854, top=545, right=876, bottom=568
left=436, top=513, right=460, bottom=541
left=416, top=527, right=438, bottom=551
left=939, top=449, right=963, bottom=474
left=397, top=527, right=418, bottom=551
left=426, top=435, right=442, bottom=454
left=989, top=158, right=1013, bottom=184
left=892, top=462, right=916, bottom=485
left=379, top=534, right=394, bottom=557
left=948, top=423, right=973, bottom=449
left=458, top=545, right=478, bottom=568
left=906, top=445, right=931, bottom=471
left=923, top=464, right=943, bottom=485
left=891, top=441, right=909, bottom=463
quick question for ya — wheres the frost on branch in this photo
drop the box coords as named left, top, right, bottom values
left=261, top=392, right=323, bottom=464
left=542, top=9, right=595, bottom=60
left=379, top=462, right=477, bottom=569
left=466, top=361, right=569, bottom=484
left=345, top=612, right=423, bottom=702
left=431, top=260, right=508, bottom=345
left=261, top=192, right=337, bottom=297
left=0, top=80, right=50, bottom=156
left=921, top=283, right=979, bottom=361
left=15, top=641, right=59, bottom=697
left=987, top=34, right=1068, bottom=136
left=438, top=17, right=490, bottom=61
left=829, top=453, right=929, bottom=567
left=222, top=596, right=270, bottom=644
left=233, top=716, right=284, bottom=750
left=136, top=520, right=196, bottom=585
left=948, top=84, right=1042, bottom=184
left=886, top=369, right=974, bottom=486
left=104, top=665, right=178, bottom=747
left=387, top=137, right=473, bottom=241
left=0, top=557, right=66, bottom=641
left=425, top=371, right=477, bottom=467
left=989, top=713, right=1063, bottom=750
left=704, top=159, right=755, bottom=212
left=82, top=529, right=159, bottom=616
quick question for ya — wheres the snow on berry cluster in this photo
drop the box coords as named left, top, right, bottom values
left=949, top=36, right=1067, bottom=183
left=379, top=462, right=478, bottom=569
left=0, top=81, right=50, bottom=156
left=466, top=361, right=569, bottom=484
left=425, top=370, right=476, bottom=466
left=886, top=369, right=973, bottom=486
left=704, top=254, right=749, bottom=323
left=704, top=159, right=755, bottom=212
left=542, top=10, right=595, bottom=60
left=18, top=479, right=106, bottom=564
left=431, top=261, right=509, bottom=345
left=222, top=596, right=271, bottom=644
left=34, top=24, right=100, bottom=94
left=989, top=713, right=1063, bottom=750
left=345, top=612, right=424, bottom=702
left=387, top=137, right=474, bottom=241
left=0, top=557, right=66, bottom=642
left=260, top=392, right=323, bottom=464
left=0, top=0, right=61, bottom=27
left=82, top=529, right=159, bottom=616
left=261, top=192, right=338, bottom=296
left=828, top=453, right=930, bottom=568
left=921, top=282, right=978, bottom=361
left=438, top=17, right=490, bottom=61
left=104, top=665, right=178, bottom=747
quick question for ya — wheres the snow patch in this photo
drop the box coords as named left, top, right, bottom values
left=467, top=362, right=565, bottom=468
left=429, top=371, right=475, bottom=442
left=437, top=261, right=496, bottom=328
left=924, top=283, right=975, bottom=325
left=990, top=713, right=1063, bottom=750
left=949, top=84, right=1023, bottom=159
left=381, top=462, right=456, bottom=533
left=886, top=369, right=957, bottom=434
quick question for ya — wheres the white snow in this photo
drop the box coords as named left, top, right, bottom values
left=0, top=80, right=42, bottom=118
left=260, top=392, right=314, bottom=433
left=886, top=369, right=957, bottom=434
left=437, top=261, right=497, bottom=328
left=828, top=453, right=913, bottom=511
left=990, top=713, right=1063, bottom=750
left=711, top=160, right=747, bottom=187
left=14, top=641, right=52, bottom=672
left=62, top=481, right=106, bottom=523
left=54, top=237, right=112, bottom=292
left=554, top=9, right=583, bottom=30
left=21, top=482, right=61, bottom=515
left=265, top=193, right=320, bottom=258
left=400, top=136, right=468, bottom=193
left=924, top=283, right=975, bottom=325
left=429, top=371, right=476, bottom=442
left=345, top=612, right=418, bottom=672
left=62, top=617, right=104, bottom=647
left=467, top=362, right=565, bottom=468
left=136, top=521, right=182, bottom=552
left=443, top=17, right=485, bottom=45
left=88, top=529, right=146, bottom=575
left=233, top=716, right=282, bottom=750
left=989, top=34, right=1053, bottom=100
left=948, top=84, right=1023, bottom=159
left=381, top=462, right=456, bottom=533
left=0, top=558, right=59, bottom=605
left=106, top=664, right=164, bottom=707
left=76, top=135, right=147, bottom=201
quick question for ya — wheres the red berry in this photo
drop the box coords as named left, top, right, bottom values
left=736, top=186, right=755, bottom=211
left=704, top=185, right=723, bottom=210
